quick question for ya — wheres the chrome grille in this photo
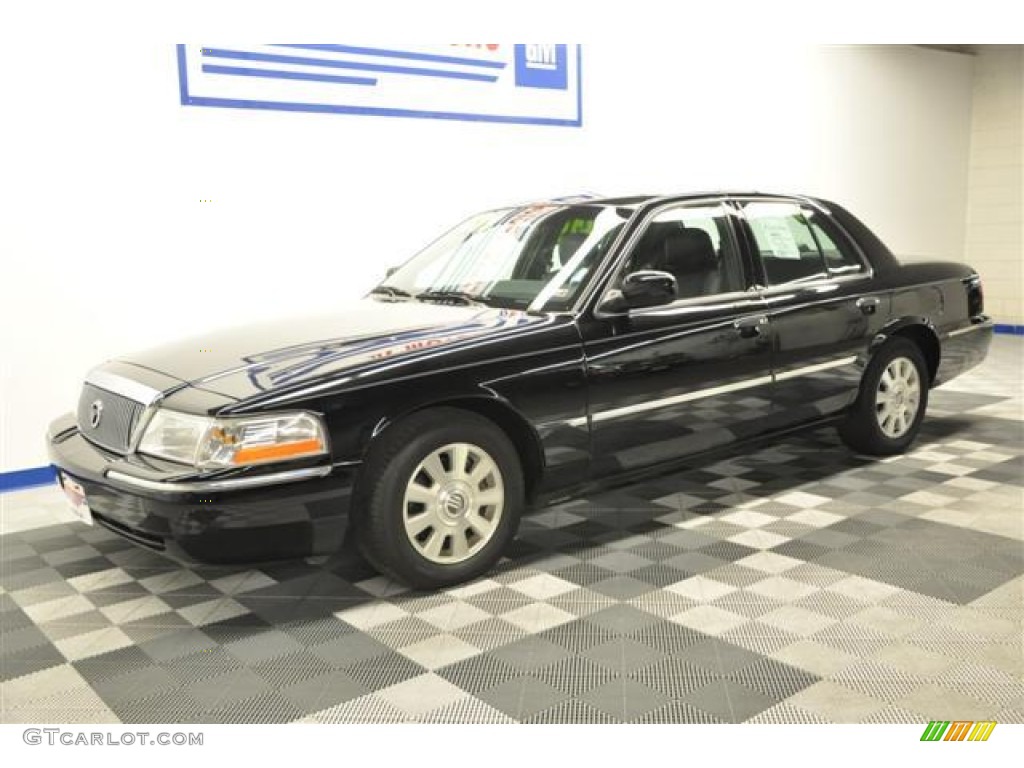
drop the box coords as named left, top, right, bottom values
left=77, top=384, right=146, bottom=453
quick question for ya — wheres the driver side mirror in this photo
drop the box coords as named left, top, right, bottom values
left=599, top=270, right=678, bottom=314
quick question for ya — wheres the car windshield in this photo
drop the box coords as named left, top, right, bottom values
left=373, top=203, right=634, bottom=311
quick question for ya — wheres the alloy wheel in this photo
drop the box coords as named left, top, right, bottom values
left=875, top=356, right=921, bottom=438
left=402, top=442, right=505, bottom=564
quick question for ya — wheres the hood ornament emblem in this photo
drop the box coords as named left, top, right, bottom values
left=89, top=400, right=104, bottom=429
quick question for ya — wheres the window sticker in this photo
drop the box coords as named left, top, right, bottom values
left=753, top=218, right=801, bottom=259
left=501, top=205, right=561, bottom=240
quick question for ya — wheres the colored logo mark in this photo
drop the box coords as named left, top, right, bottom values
left=920, top=721, right=997, bottom=741
left=514, top=44, right=568, bottom=90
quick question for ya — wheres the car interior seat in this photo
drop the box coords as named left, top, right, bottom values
left=556, top=231, right=588, bottom=265
left=655, top=228, right=721, bottom=299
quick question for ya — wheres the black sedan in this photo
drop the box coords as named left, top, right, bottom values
left=47, top=192, right=993, bottom=588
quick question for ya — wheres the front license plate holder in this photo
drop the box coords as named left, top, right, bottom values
left=59, top=472, right=93, bottom=526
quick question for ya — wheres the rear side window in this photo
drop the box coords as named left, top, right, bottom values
left=740, top=201, right=864, bottom=286
left=807, top=217, right=864, bottom=276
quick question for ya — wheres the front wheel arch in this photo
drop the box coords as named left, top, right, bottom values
left=364, top=396, right=545, bottom=504
left=351, top=405, right=526, bottom=588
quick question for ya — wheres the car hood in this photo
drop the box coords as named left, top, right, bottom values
left=118, top=299, right=551, bottom=401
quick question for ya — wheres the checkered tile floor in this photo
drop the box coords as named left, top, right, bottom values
left=2, top=337, right=1022, bottom=723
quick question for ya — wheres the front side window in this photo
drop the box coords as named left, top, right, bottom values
left=377, top=204, right=634, bottom=311
left=618, top=203, right=744, bottom=300
left=740, top=201, right=864, bottom=286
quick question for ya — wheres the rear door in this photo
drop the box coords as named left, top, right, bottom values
left=730, top=197, right=886, bottom=423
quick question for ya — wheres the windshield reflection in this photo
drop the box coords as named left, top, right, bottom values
left=374, top=203, right=635, bottom=312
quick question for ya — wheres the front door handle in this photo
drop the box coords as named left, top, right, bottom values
left=733, top=315, right=768, bottom=339
left=856, top=296, right=880, bottom=315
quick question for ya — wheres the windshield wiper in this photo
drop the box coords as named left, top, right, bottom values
left=415, top=289, right=486, bottom=306
left=369, top=285, right=413, bottom=299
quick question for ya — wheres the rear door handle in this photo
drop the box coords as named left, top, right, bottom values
left=733, top=315, right=768, bottom=338
left=856, top=296, right=880, bottom=315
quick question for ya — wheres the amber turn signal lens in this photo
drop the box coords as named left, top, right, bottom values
left=231, top=438, right=325, bottom=465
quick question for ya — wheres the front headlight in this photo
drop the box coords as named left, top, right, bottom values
left=138, top=410, right=328, bottom=469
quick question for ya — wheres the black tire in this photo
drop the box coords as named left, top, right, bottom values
left=838, top=337, right=930, bottom=456
left=354, top=407, right=524, bottom=589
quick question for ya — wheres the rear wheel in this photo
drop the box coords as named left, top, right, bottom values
left=355, top=408, right=524, bottom=589
left=838, top=338, right=929, bottom=455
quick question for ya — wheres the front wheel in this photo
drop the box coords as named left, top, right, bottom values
left=355, top=408, right=524, bottom=589
left=838, top=338, right=929, bottom=456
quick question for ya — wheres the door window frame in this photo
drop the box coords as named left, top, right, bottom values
left=727, top=196, right=874, bottom=294
left=587, top=197, right=759, bottom=319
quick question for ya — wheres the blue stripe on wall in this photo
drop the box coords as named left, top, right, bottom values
left=272, top=44, right=508, bottom=70
left=994, top=324, right=1024, bottom=336
left=200, top=48, right=500, bottom=83
left=0, top=465, right=56, bottom=492
left=202, top=64, right=377, bottom=87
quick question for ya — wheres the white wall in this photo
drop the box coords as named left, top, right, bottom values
left=0, top=43, right=976, bottom=472
left=964, top=45, right=1024, bottom=326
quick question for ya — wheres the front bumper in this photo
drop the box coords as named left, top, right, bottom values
left=47, top=414, right=358, bottom=564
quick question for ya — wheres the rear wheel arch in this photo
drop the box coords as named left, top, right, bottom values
left=839, top=335, right=929, bottom=455
left=872, top=319, right=940, bottom=385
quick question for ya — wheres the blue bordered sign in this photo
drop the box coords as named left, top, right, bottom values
left=177, top=44, right=582, bottom=127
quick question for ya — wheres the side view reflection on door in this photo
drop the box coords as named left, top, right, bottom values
left=733, top=198, right=886, bottom=424
left=579, top=201, right=774, bottom=474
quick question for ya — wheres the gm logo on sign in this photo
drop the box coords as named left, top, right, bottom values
left=514, top=44, right=568, bottom=90
left=177, top=44, right=582, bottom=127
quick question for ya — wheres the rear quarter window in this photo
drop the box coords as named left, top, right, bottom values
left=741, top=201, right=865, bottom=285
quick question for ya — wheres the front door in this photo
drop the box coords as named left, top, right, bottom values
left=578, top=201, right=774, bottom=476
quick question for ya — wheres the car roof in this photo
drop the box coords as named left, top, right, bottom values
left=546, top=191, right=825, bottom=207
left=497, top=192, right=897, bottom=277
